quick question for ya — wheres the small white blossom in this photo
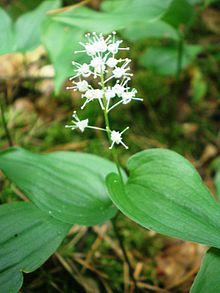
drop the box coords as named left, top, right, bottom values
left=74, top=32, right=111, bottom=55
left=110, top=127, right=129, bottom=149
left=106, top=57, right=119, bottom=68
left=70, top=62, right=91, bottom=80
left=105, top=87, right=116, bottom=100
left=103, top=59, right=133, bottom=85
left=90, top=56, right=106, bottom=77
left=104, top=87, right=116, bottom=110
left=65, top=111, right=89, bottom=132
left=82, top=89, right=104, bottom=109
left=112, top=78, right=129, bottom=96
left=121, top=89, right=139, bottom=104
left=107, top=32, right=129, bottom=55
left=67, top=80, right=89, bottom=92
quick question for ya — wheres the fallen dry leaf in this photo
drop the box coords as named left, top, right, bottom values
left=202, top=8, right=220, bottom=34
left=156, top=241, right=206, bottom=290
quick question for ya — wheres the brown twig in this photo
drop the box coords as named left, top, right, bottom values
left=111, top=217, right=139, bottom=292
left=81, top=224, right=108, bottom=273
left=47, top=0, right=90, bottom=15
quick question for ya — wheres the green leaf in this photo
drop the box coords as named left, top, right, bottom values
left=113, top=0, right=173, bottom=20
left=0, top=8, right=14, bottom=55
left=122, top=20, right=179, bottom=42
left=106, top=148, right=220, bottom=248
left=0, top=147, right=119, bottom=225
left=140, top=45, right=202, bottom=75
left=214, top=169, right=220, bottom=201
left=0, top=201, right=70, bottom=293
left=190, top=248, right=220, bottom=293
left=42, top=18, right=85, bottom=93
left=162, top=0, right=195, bottom=28
left=101, top=0, right=172, bottom=19
left=54, top=0, right=173, bottom=31
left=14, top=0, right=61, bottom=52
left=52, top=6, right=124, bottom=33
left=101, top=0, right=126, bottom=11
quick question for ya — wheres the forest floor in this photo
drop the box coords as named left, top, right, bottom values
left=0, top=1, right=220, bottom=292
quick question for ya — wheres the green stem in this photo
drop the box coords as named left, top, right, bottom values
left=100, top=72, right=138, bottom=291
left=0, top=95, right=13, bottom=147
left=176, top=33, right=184, bottom=85
left=100, top=73, right=124, bottom=183
left=170, top=32, right=184, bottom=123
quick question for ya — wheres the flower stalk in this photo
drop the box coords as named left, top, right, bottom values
left=66, top=32, right=142, bottom=290
left=100, top=70, right=124, bottom=183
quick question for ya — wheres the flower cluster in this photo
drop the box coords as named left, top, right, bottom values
left=66, top=32, right=142, bottom=149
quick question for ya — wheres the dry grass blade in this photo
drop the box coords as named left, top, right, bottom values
left=74, top=256, right=108, bottom=278
left=69, top=226, right=88, bottom=246
left=93, top=225, right=123, bottom=258
left=132, top=281, right=171, bottom=293
left=123, top=262, right=130, bottom=293
left=81, top=224, right=108, bottom=273
left=55, top=252, right=100, bottom=293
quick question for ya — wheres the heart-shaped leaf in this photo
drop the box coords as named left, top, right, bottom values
left=0, top=202, right=70, bottom=293
left=0, top=147, right=119, bottom=225
left=106, top=149, right=220, bottom=248
left=190, top=248, right=220, bottom=293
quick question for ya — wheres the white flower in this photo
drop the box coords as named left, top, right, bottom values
left=67, top=80, right=89, bottom=92
left=93, top=89, right=103, bottom=100
left=108, top=41, right=122, bottom=54
left=81, top=89, right=104, bottom=110
left=104, top=59, right=132, bottom=84
left=105, top=87, right=115, bottom=100
left=113, top=59, right=131, bottom=77
left=93, top=38, right=108, bottom=52
left=104, top=87, right=116, bottom=110
left=110, top=127, right=129, bottom=149
left=70, top=62, right=91, bottom=80
left=112, top=79, right=129, bottom=97
left=74, top=32, right=111, bottom=56
left=112, top=67, right=126, bottom=78
left=65, top=111, right=88, bottom=132
left=107, top=32, right=129, bottom=55
left=90, top=56, right=106, bottom=77
left=106, top=57, right=119, bottom=68
left=121, top=89, right=138, bottom=104
left=84, top=43, right=97, bottom=55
